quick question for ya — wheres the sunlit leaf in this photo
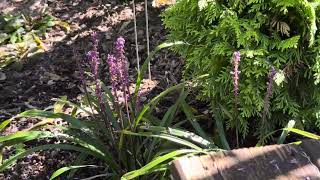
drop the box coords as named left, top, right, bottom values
left=32, top=34, right=46, bottom=50
left=283, top=128, right=320, bottom=140
left=121, top=149, right=202, bottom=180
left=274, top=70, right=285, bottom=86
left=121, top=130, right=203, bottom=150
left=10, top=32, right=17, bottom=44
left=198, top=0, right=214, bottom=10
left=278, top=120, right=296, bottom=144
left=0, top=119, right=13, bottom=132
left=53, top=21, right=70, bottom=32
left=50, top=165, right=99, bottom=180
left=54, top=96, right=67, bottom=113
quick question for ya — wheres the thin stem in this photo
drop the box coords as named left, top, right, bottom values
left=74, top=49, right=96, bottom=119
left=234, top=102, right=239, bottom=148
left=114, top=90, right=124, bottom=129
left=236, top=127, right=239, bottom=148
left=133, top=0, right=140, bottom=71
left=122, top=84, right=131, bottom=125
left=145, top=0, right=151, bottom=79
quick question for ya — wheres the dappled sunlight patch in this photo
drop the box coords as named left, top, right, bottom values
left=130, top=78, right=158, bottom=95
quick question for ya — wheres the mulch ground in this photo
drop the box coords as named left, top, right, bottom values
left=0, top=0, right=183, bottom=179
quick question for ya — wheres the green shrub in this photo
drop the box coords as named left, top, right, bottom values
left=162, top=0, right=320, bottom=140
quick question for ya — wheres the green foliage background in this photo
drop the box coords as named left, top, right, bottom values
left=162, top=0, right=320, bottom=139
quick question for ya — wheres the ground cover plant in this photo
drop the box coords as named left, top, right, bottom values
left=0, top=13, right=69, bottom=68
left=162, top=0, right=320, bottom=143
left=0, top=34, right=220, bottom=179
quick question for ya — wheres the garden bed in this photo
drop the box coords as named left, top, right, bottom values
left=0, top=0, right=182, bottom=179
left=1, top=0, right=320, bottom=179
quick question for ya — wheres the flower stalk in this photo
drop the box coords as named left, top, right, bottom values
left=262, top=66, right=276, bottom=122
left=107, top=37, right=131, bottom=125
left=232, top=51, right=241, bottom=111
left=231, top=51, right=241, bottom=147
left=86, top=32, right=115, bottom=142
left=86, top=32, right=103, bottom=105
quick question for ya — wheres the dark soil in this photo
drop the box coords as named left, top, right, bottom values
left=0, top=0, right=183, bottom=179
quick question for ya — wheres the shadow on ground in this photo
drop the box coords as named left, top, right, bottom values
left=0, top=0, right=181, bottom=120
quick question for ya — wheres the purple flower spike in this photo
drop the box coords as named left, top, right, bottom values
left=115, top=37, right=125, bottom=51
left=232, top=51, right=241, bottom=109
left=262, top=66, right=277, bottom=122
left=87, top=50, right=100, bottom=79
left=234, top=51, right=241, bottom=62
left=86, top=32, right=103, bottom=105
left=107, top=36, right=131, bottom=122
left=107, top=36, right=130, bottom=102
left=107, top=54, right=120, bottom=96
left=116, top=37, right=129, bottom=88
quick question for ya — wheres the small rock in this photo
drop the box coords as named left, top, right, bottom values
left=0, top=72, right=6, bottom=81
left=47, top=80, right=55, bottom=85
